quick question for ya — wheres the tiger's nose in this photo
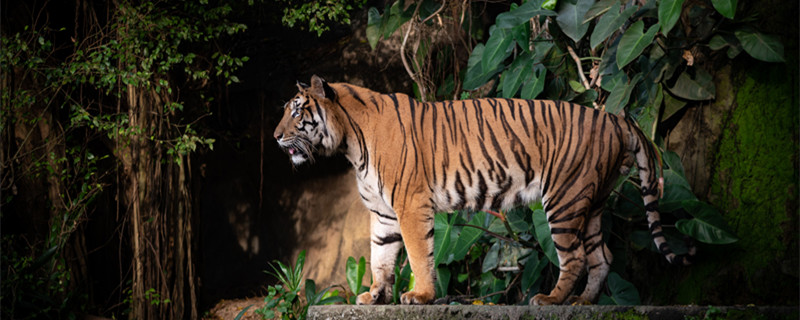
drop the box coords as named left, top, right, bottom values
left=274, top=132, right=283, bottom=140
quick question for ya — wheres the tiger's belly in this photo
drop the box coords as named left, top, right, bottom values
left=431, top=166, right=543, bottom=213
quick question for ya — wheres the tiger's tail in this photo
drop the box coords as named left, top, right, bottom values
left=626, top=121, right=695, bottom=266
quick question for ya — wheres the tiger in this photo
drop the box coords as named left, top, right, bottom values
left=273, top=75, right=693, bottom=305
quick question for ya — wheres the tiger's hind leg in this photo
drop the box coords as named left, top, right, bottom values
left=357, top=209, right=403, bottom=305
left=530, top=199, right=589, bottom=306
left=566, top=206, right=612, bottom=305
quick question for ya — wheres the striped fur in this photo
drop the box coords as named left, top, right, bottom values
left=273, top=75, right=692, bottom=305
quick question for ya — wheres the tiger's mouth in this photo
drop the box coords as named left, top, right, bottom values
left=277, top=137, right=314, bottom=164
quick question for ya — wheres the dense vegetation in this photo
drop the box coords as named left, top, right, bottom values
left=1, top=0, right=795, bottom=319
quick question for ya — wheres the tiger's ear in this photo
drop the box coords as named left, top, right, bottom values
left=296, top=80, right=310, bottom=91
left=310, top=75, right=336, bottom=101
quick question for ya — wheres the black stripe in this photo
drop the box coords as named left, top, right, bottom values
left=370, top=209, right=397, bottom=221
left=374, top=233, right=403, bottom=246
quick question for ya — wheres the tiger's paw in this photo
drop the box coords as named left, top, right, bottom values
left=565, top=295, right=592, bottom=305
left=400, top=290, right=434, bottom=305
left=530, top=293, right=561, bottom=306
left=356, top=285, right=392, bottom=305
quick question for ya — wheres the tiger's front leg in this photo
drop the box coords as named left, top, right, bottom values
left=396, top=203, right=436, bottom=305
left=356, top=210, right=403, bottom=305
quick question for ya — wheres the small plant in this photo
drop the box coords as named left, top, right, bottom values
left=345, top=256, right=368, bottom=304
left=254, top=251, right=343, bottom=320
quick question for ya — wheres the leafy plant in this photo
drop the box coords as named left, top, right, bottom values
left=363, top=0, right=776, bottom=305
left=345, top=256, right=368, bottom=304
left=255, top=251, right=343, bottom=320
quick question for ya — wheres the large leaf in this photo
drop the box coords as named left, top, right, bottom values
left=482, top=26, right=515, bottom=74
left=521, top=64, right=547, bottom=99
left=583, top=0, right=617, bottom=23
left=506, top=208, right=531, bottom=233
left=659, top=169, right=697, bottom=212
left=463, top=44, right=502, bottom=90
left=661, top=150, right=686, bottom=178
left=520, top=253, right=548, bottom=293
left=661, top=90, right=687, bottom=121
left=598, top=272, right=641, bottom=305
left=451, top=211, right=487, bottom=261
left=434, top=213, right=455, bottom=265
left=590, top=3, right=636, bottom=49
left=500, top=55, right=533, bottom=98
left=381, top=1, right=413, bottom=38
left=735, top=27, right=785, bottom=63
left=711, top=0, right=737, bottom=19
left=436, top=267, right=451, bottom=298
left=658, top=0, right=685, bottom=35
left=345, top=256, right=367, bottom=296
left=366, top=7, right=382, bottom=50
left=556, top=0, right=594, bottom=43
left=677, top=200, right=738, bottom=244
left=605, top=73, right=641, bottom=115
left=482, top=241, right=501, bottom=272
left=496, top=0, right=557, bottom=29
left=616, top=21, right=660, bottom=69
left=531, top=203, right=558, bottom=266
left=668, top=68, right=715, bottom=100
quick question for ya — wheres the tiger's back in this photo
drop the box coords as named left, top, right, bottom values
left=273, top=75, right=691, bottom=306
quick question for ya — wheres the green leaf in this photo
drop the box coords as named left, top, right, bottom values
left=668, top=68, right=715, bottom=100
left=583, top=0, right=617, bottom=23
left=366, top=7, right=382, bottom=50
left=711, top=0, right=737, bottom=19
left=661, top=150, right=685, bottom=177
left=520, top=253, right=548, bottom=293
left=482, top=26, right=515, bottom=74
left=452, top=211, right=487, bottom=261
left=464, top=44, right=503, bottom=90
left=659, top=169, right=697, bottom=212
left=436, top=267, right=451, bottom=298
left=556, top=0, right=594, bottom=43
left=434, top=213, right=455, bottom=265
left=501, top=55, right=533, bottom=98
left=616, top=21, right=660, bottom=69
left=658, top=0, right=685, bottom=35
left=520, top=64, right=547, bottom=99
left=531, top=204, right=558, bottom=266
left=234, top=304, right=253, bottom=320
left=735, top=27, right=785, bottom=63
left=568, top=80, right=586, bottom=93
left=482, top=241, right=501, bottom=273
left=677, top=200, right=738, bottom=244
left=346, top=256, right=367, bottom=296
left=598, top=272, right=641, bottom=305
left=661, top=90, right=687, bottom=121
left=382, top=1, right=413, bottom=38
left=506, top=208, right=531, bottom=233
left=590, top=3, right=636, bottom=49
left=605, top=73, right=641, bottom=115
left=542, top=0, right=558, bottom=10
left=496, top=0, right=557, bottom=29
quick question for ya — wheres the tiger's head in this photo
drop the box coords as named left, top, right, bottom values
left=273, top=75, right=343, bottom=165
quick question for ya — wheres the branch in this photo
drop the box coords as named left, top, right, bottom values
left=566, top=45, right=600, bottom=109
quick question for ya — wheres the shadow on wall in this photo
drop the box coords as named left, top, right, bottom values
left=195, top=7, right=412, bottom=309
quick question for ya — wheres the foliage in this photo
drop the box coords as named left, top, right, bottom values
left=1, top=0, right=251, bottom=318
left=345, top=256, right=369, bottom=304
left=278, top=0, right=367, bottom=36
left=363, top=0, right=787, bottom=304
left=255, top=251, right=344, bottom=320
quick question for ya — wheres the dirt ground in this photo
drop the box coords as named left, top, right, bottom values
left=204, top=297, right=266, bottom=320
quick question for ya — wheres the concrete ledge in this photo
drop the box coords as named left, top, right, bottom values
left=308, top=305, right=798, bottom=320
